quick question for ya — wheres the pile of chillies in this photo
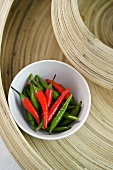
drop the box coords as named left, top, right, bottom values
left=11, top=74, right=82, bottom=134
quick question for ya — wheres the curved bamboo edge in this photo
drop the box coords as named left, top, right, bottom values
left=0, top=0, right=51, bottom=169
left=1, top=0, right=113, bottom=169
left=51, top=0, right=113, bottom=90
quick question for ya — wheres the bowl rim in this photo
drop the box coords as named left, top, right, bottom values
left=8, top=60, right=91, bottom=140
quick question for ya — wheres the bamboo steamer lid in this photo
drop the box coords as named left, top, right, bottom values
left=51, top=0, right=113, bottom=90
left=0, top=0, right=113, bottom=169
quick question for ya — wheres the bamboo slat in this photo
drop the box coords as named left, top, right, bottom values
left=51, top=0, right=113, bottom=90
left=0, top=0, right=113, bottom=169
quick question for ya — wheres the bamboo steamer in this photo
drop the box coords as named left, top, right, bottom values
left=51, top=0, right=113, bottom=90
left=0, top=0, right=113, bottom=170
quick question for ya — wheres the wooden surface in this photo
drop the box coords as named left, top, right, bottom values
left=51, top=0, right=113, bottom=90
left=0, top=0, right=113, bottom=170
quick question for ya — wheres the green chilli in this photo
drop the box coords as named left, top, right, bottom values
left=35, top=119, right=44, bottom=132
left=67, top=105, right=77, bottom=110
left=63, top=112, right=78, bottom=120
left=36, top=75, right=60, bottom=100
left=29, top=73, right=44, bottom=92
left=23, top=87, right=36, bottom=130
left=71, top=101, right=82, bottom=117
left=30, top=81, right=40, bottom=112
left=49, top=94, right=72, bottom=134
left=59, top=101, right=82, bottom=126
left=45, top=126, right=71, bottom=133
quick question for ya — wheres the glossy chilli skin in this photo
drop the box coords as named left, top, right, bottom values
left=35, top=88, right=70, bottom=132
left=45, top=126, right=71, bottom=132
left=32, top=80, right=44, bottom=92
left=36, top=75, right=60, bottom=100
left=30, top=81, right=40, bottom=112
left=45, top=88, right=53, bottom=109
left=22, top=98, right=40, bottom=125
left=45, top=74, right=56, bottom=109
left=34, top=86, right=48, bottom=128
left=48, top=88, right=70, bottom=123
left=23, top=87, right=36, bottom=129
left=29, top=73, right=44, bottom=92
left=45, top=79, right=71, bottom=100
left=11, top=86, right=40, bottom=125
left=49, top=94, right=72, bottom=134
left=63, top=112, right=78, bottom=120
left=11, top=74, right=81, bottom=134
left=59, top=101, right=82, bottom=126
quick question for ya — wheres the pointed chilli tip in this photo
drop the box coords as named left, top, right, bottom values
left=29, top=73, right=33, bottom=77
left=35, top=124, right=42, bottom=132
left=67, top=87, right=70, bottom=91
left=36, top=75, right=40, bottom=80
left=29, top=73, right=34, bottom=81
left=35, top=119, right=44, bottom=132
left=49, top=130, right=52, bottom=135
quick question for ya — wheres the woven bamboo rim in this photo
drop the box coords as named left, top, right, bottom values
left=51, top=0, right=113, bottom=90
left=0, top=0, right=113, bottom=169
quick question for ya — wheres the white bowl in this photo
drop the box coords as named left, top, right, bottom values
left=8, top=60, right=91, bottom=140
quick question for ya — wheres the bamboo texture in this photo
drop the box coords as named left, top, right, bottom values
left=51, top=0, right=113, bottom=90
left=0, top=0, right=113, bottom=169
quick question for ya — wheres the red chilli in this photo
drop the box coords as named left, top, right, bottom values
left=45, top=79, right=71, bottom=100
left=48, top=87, right=70, bottom=123
left=34, top=86, right=48, bottom=128
left=11, top=86, right=40, bottom=125
left=45, top=74, right=56, bottom=108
